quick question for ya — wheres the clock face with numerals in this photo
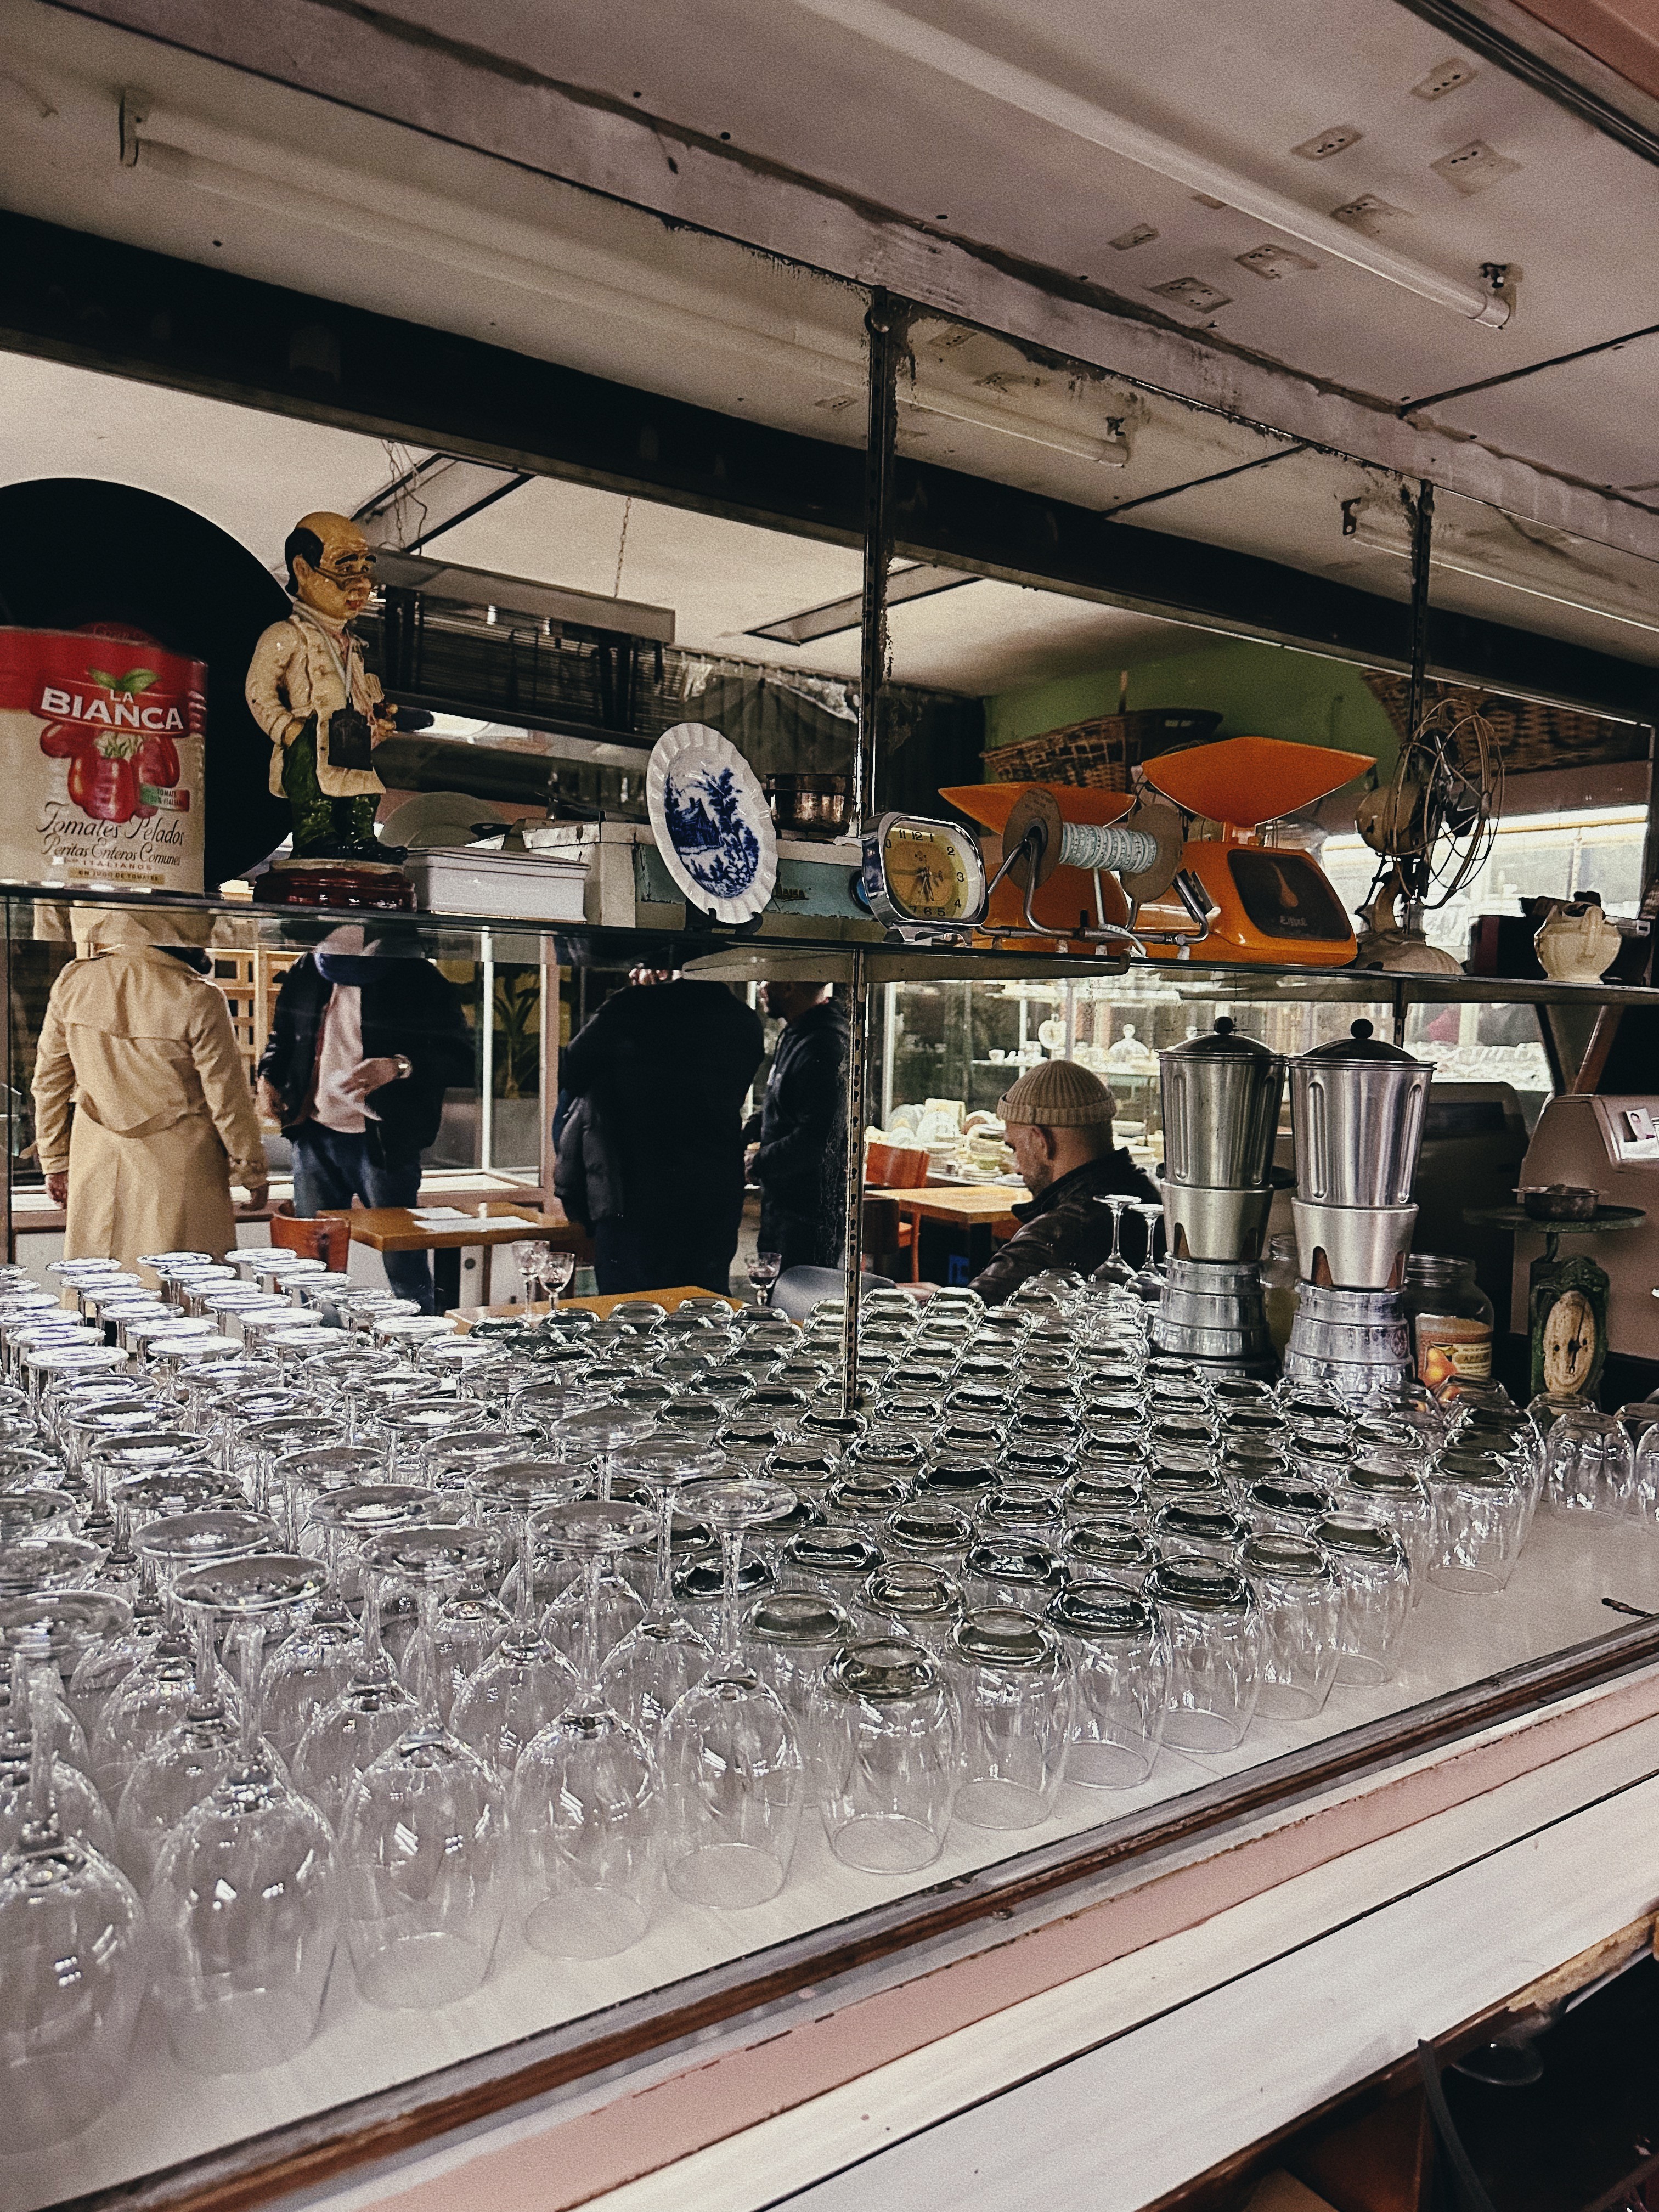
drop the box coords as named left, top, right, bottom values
left=868, top=814, right=986, bottom=926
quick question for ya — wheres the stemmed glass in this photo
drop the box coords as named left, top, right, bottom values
left=1090, top=1195, right=1138, bottom=1288
left=510, top=1497, right=661, bottom=1957
left=339, top=1522, right=511, bottom=2009
left=516, top=1242, right=575, bottom=1314
left=453, top=1460, right=585, bottom=1774
left=601, top=1441, right=721, bottom=1730
left=290, top=1486, right=438, bottom=1826
left=663, top=1475, right=802, bottom=1910
left=0, top=1602, right=124, bottom=1859
left=747, top=1251, right=783, bottom=1308
left=148, top=1553, right=338, bottom=2074
left=1127, top=1202, right=1168, bottom=1303
left=0, top=1627, right=146, bottom=2151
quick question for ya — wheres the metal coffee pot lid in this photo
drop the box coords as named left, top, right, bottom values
left=1300, top=1017, right=1428, bottom=1068
left=1160, top=1015, right=1277, bottom=1062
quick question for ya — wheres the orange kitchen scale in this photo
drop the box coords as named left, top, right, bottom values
left=1136, top=736, right=1374, bottom=964
left=944, top=735, right=1373, bottom=964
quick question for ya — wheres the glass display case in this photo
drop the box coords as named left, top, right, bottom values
left=1, top=87, right=1656, bottom=2212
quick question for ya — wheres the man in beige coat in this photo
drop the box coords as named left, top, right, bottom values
left=32, top=907, right=268, bottom=1270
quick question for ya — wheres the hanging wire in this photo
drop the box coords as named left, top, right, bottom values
left=613, top=498, right=633, bottom=597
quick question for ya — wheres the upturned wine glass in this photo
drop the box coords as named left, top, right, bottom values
left=601, top=1440, right=721, bottom=1730
left=147, top=1553, right=338, bottom=2073
left=0, top=1628, right=146, bottom=2151
left=663, top=1475, right=803, bottom=1910
left=0, top=1613, right=119, bottom=1860
left=452, top=1460, right=586, bottom=1774
left=339, top=1522, right=511, bottom=2009
left=510, top=1497, right=661, bottom=1957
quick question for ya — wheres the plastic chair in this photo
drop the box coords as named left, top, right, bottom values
left=769, top=1265, right=898, bottom=1322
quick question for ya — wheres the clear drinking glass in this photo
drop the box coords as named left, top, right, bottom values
left=453, top=1460, right=586, bottom=1773
left=812, top=1637, right=960, bottom=1874
left=856, top=1560, right=964, bottom=1654
left=1423, top=1447, right=1531, bottom=1597
left=1542, top=1406, right=1634, bottom=1519
left=0, top=1629, right=146, bottom=2151
left=1239, top=1533, right=1342, bottom=1721
left=510, top=1497, right=662, bottom=1957
left=148, top=1553, right=338, bottom=2074
left=747, top=1587, right=854, bottom=1726
left=663, top=1475, right=803, bottom=1909
left=946, top=1607, right=1073, bottom=1831
left=1046, top=1581, right=1167, bottom=1788
left=600, top=1442, right=721, bottom=1731
left=1312, top=1510, right=1412, bottom=1683
left=1147, top=1557, right=1260, bottom=1752
left=339, top=1523, right=511, bottom=2008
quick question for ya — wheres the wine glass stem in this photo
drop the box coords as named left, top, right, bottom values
left=597, top=1449, right=613, bottom=1504
left=719, top=1528, right=743, bottom=1664
left=23, top=1646, right=54, bottom=1829
left=415, top=1584, right=443, bottom=1732
left=1109, top=1201, right=1124, bottom=1265
left=653, top=1488, right=675, bottom=1611
left=359, top=1565, right=389, bottom=1680
left=193, top=1609, right=218, bottom=1714
left=238, top=1622, right=266, bottom=1763
left=515, top=1512, right=535, bottom=1634
left=579, top=1554, right=603, bottom=1698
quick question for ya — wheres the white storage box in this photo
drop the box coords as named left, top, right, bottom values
left=404, top=847, right=588, bottom=922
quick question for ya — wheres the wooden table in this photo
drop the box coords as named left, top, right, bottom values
left=324, top=1200, right=593, bottom=1312
left=454, top=1285, right=736, bottom=1328
left=865, top=1182, right=1024, bottom=1282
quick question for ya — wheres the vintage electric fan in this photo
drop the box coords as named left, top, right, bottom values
left=1130, top=736, right=1376, bottom=965
left=1351, top=699, right=1504, bottom=974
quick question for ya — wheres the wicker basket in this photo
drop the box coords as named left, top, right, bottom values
left=984, top=708, right=1221, bottom=790
left=1362, top=673, right=1646, bottom=774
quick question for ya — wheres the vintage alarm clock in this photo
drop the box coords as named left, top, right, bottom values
left=856, top=812, right=989, bottom=940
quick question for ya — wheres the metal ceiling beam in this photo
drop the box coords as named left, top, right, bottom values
left=37, top=0, right=1659, bottom=567
left=0, top=209, right=1653, bottom=726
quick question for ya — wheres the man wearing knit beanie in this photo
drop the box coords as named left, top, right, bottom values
left=969, top=1058, right=1159, bottom=1305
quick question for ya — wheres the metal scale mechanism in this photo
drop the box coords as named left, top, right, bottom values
left=1283, top=1020, right=1434, bottom=1398
left=1154, top=1019, right=1285, bottom=1373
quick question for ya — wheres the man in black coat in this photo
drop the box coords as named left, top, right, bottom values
left=560, top=968, right=764, bottom=1296
left=258, top=923, right=473, bottom=1311
left=744, top=981, right=849, bottom=1277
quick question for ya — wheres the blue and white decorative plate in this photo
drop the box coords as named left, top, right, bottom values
left=646, top=723, right=777, bottom=925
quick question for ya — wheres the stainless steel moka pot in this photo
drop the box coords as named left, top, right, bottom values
left=1154, top=1018, right=1286, bottom=1369
left=1283, top=1019, right=1433, bottom=1396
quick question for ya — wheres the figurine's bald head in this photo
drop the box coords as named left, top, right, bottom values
left=285, top=511, right=375, bottom=621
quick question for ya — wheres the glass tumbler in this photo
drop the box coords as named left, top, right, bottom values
left=1239, top=1534, right=1342, bottom=1721
left=1312, top=1511, right=1412, bottom=1683
left=1542, top=1406, right=1634, bottom=1519
left=811, top=1638, right=959, bottom=1875
left=946, top=1609, right=1074, bottom=1831
left=1423, top=1448, right=1530, bottom=1597
left=1045, top=1581, right=1167, bottom=1788
left=1146, top=1558, right=1260, bottom=1752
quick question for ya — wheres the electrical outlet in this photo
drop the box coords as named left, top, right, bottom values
left=1330, top=193, right=1409, bottom=238
left=1149, top=275, right=1233, bottom=313
left=1431, top=140, right=1520, bottom=193
left=1413, top=57, right=1477, bottom=99
left=1293, top=122, right=1362, bottom=160
left=1236, top=243, right=1319, bottom=279
left=1110, top=223, right=1158, bottom=250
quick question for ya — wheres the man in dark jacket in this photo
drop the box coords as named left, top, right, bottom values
left=744, top=981, right=848, bottom=1276
left=560, top=968, right=764, bottom=1296
left=970, top=1058, right=1159, bottom=1306
left=257, top=923, right=473, bottom=1311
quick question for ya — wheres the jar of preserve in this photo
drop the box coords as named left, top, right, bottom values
left=1403, top=1254, right=1494, bottom=1396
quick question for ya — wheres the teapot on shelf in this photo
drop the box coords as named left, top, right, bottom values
left=1533, top=896, right=1623, bottom=985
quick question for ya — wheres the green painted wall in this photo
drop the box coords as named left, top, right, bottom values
left=985, top=639, right=1401, bottom=777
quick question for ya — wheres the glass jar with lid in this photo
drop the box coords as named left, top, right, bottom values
left=1402, top=1255, right=1495, bottom=1396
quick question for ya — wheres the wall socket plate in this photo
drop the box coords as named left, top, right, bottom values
left=1330, top=193, right=1409, bottom=238
left=1413, top=57, right=1477, bottom=99
left=1149, top=275, right=1233, bottom=313
left=1293, top=122, right=1363, bottom=160
left=1236, top=243, right=1319, bottom=279
left=1431, top=139, right=1520, bottom=193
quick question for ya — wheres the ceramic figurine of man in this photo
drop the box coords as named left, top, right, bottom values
left=245, top=510, right=397, bottom=862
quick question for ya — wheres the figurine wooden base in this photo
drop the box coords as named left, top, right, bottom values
left=252, top=861, right=415, bottom=910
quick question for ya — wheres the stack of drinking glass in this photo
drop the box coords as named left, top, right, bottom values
left=0, top=1248, right=1646, bottom=2150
